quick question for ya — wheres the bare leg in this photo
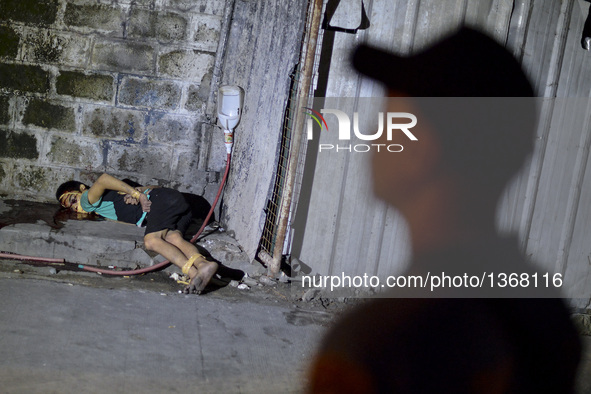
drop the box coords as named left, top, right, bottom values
left=165, top=231, right=218, bottom=294
left=145, top=230, right=218, bottom=294
left=144, top=230, right=189, bottom=267
left=164, top=230, right=199, bottom=258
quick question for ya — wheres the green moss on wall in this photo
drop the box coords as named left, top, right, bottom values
left=0, top=130, right=38, bottom=160
left=29, top=31, right=64, bottom=63
left=0, top=26, right=19, bottom=58
left=22, top=99, right=76, bottom=132
left=0, top=162, right=6, bottom=183
left=0, top=63, right=49, bottom=93
left=56, top=71, right=114, bottom=101
left=0, top=0, right=59, bottom=25
left=0, top=96, right=9, bottom=125
left=15, top=167, right=46, bottom=189
left=63, top=3, right=123, bottom=32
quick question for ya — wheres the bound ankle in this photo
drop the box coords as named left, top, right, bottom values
left=182, top=254, right=204, bottom=275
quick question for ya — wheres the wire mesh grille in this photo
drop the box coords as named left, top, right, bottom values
left=259, top=67, right=301, bottom=256
left=258, top=0, right=324, bottom=259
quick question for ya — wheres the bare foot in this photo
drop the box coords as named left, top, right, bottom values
left=183, top=260, right=218, bottom=294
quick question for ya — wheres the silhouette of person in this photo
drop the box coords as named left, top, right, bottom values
left=582, top=4, right=591, bottom=50
left=308, top=27, right=581, bottom=393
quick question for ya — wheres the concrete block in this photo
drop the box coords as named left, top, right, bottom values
left=21, top=30, right=91, bottom=67
left=77, top=170, right=111, bottom=190
left=86, top=247, right=156, bottom=269
left=0, top=129, right=38, bottom=160
left=48, top=166, right=77, bottom=188
left=56, top=71, right=114, bottom=102
left=0, top=63, right=49, bottom=93
left=92, top=40, right=154, bottom=74
left=193, top=14, right=222, bottom=52
left=144, top=113, right=195, bottom=144
left=128, top=9, right=187, bottom=42
left=0, top=96, right=9, bottom=125
left=50, top=220, right=145, bottom=264
left=198, top=232, right=250, bottom=266
left=83, top=106, right=146, bottom=140
left=0, top=219, right=152, bottom=266
left=13, top=165, right=66, bottom=196
left=111, top=0, right=153, bottom=6
left=0, top=222, right=53, bottom=257
left=0, top=161, right=12, bottom=192
left=203, top=123, right=227, bottom=171
left=63, top=3, right=124, bottom=35
left=118, top=77, right=181, bottom=110
left=169, top=151, right=208, bottom=194
left=0, top=26, right=20, bottom=59
left=105, top=142, right=172, bottom=180
left=46, top=136, right=103, bottom=167
left=0, top=162, right=7, bottom=189
left=0, top=0, right=59, bottom=26
left=0, top=163, right=74, bottom=201
left=185, top=76, right=211, bottom=112
left=157, top=49, right=214, bottom=81
left=22, top=99, right=76, bottom=132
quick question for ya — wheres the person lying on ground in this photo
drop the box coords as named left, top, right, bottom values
left=56, top=173, right=218, bottom=294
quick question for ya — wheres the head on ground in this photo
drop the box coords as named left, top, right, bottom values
left=55, top=180, right=90, bottom=213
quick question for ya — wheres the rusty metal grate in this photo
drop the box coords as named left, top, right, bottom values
left=259, top=66, right=301, bottom=258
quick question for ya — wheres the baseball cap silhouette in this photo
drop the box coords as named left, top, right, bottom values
left=352, top=27, right=534, bottom=97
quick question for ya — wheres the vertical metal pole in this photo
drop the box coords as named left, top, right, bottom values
left=267, top=0, right=324, bottom=277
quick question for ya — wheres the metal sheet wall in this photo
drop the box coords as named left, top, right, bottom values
left=294, top=0, right=591, bottom=308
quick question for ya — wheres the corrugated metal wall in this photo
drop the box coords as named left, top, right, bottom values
left=293, top=0, right=591, bottom=308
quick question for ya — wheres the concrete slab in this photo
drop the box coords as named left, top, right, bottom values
left=0, top=220, right=151, bottom=266
left=0, top=198, right=260, bottom=276
left=0, top=277, right=329, bottom=393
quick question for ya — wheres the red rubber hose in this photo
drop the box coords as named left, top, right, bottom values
left=0, top=252, right=65, bottom=264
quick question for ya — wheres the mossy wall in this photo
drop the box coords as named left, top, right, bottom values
left=0, top=0, right=228, bottom=202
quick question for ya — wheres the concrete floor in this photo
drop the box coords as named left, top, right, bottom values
left=0, top=273, right=331, bottom=394
left=1, top=263, right=590, bottom=394
left=1, top=199, right=590, bottom=393
left=0, top=199, right=341, bottom=393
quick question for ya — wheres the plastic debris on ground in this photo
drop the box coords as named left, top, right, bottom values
left=169, top=272, right=189, bottom=285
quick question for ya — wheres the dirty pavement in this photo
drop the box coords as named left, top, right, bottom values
left=0, top=199, right=354, bottom=394
left=1, top=199, right=591, bottom=393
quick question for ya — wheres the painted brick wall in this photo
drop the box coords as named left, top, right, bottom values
left=0, top=0, right=228, bottom=202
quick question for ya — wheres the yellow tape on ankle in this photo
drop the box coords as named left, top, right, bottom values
left=182, top=254, right=202, bottom=275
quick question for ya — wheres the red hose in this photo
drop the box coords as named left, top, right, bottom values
left=189, top=153, right=231, bottom=244
left=0, top=252, right=65, bottom=264
left=79, top=153, right=231, bottom=275
left=79, top=260, right=171, bottom=275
